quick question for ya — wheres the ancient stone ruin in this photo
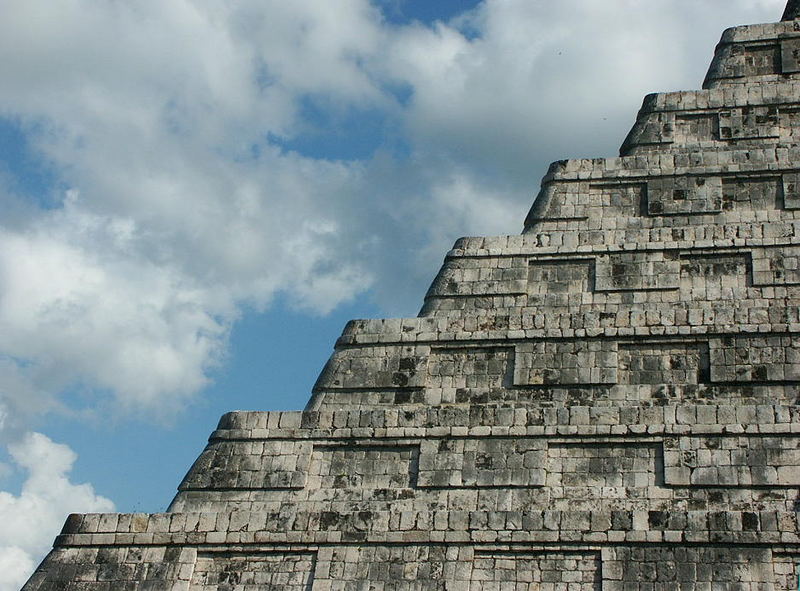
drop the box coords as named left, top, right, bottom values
left=23, top=2, right=800, bottom=589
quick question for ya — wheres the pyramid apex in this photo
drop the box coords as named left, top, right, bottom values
left=783, top=0, right=800, bottom=20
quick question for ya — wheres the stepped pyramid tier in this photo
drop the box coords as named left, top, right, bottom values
left=22, top=3, right=800, bottom=590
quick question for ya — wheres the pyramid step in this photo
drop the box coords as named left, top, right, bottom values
left=525, top=162, right=800, bottom=230
left=704, top=21, right=800, bottom=88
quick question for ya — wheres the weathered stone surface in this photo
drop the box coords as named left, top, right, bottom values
left=23, top=2, right=800, bottom=590
left=784, top=0, right=800, bottom=21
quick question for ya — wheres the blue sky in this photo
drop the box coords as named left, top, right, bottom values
left=0, top=0, right=787, bottom=588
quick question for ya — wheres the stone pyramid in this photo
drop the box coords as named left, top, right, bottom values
left=23, top=3, right=800, bottom=590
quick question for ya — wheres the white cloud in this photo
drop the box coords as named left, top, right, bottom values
left=0, top=547, right=34, bottom=591
left=0, top=432, right=113, bottom=591
left=0, top=192, right=229, bottom=412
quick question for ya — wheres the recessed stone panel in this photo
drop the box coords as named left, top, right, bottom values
left=622, top=112, right=676, bottom=151
left=515, top=341, right=617, bottom=385
left=427, top=346, right=514, bottom=392
left=190, top=552, right=315, bottom=591
left=316, top=546, right=464, bottom=591
left=679, top=253, right=750, bottom=298
left=308, top=444, right=420, bottom=489
left=605, top=547, right=773, bottom=590
left=426, top=257, right=528, bottom=298
left=546, top=443, right=661, bottom=493
left=664, top=436, right=800, bottom=486
left=774, top=553, right=800, bottom=591
left=526, top=181, right=644, bottom=224
left=718, top=106, right=780, bottom=140
left=783, top=172, right=800, bottom=209
left=618, top=342, right=710, bottom=386
left=595, top=251, right=680, bottom=292
left=675, top=112, right=719, bottom=143
left=752, top=245, right=800, bottom=285
left=314, top=346, right=429, bottom=390
left=744, top=43, right=783, bottom=75
left=706, top=42, right=783, bottom=81
left=781, top=37, right=800, bottom=73
left=528, top=259, right=594, bottom=306
left=527, top=182, right=588, bottom=221
left=470, top=551, right=601, bottom=591
left=710, top=335, right=800, bottom=382
left=722, top=176, right=781, bottom=211
left=418, top=439, right=546, bottom=488
left=647, top=177, right=723, bottom=216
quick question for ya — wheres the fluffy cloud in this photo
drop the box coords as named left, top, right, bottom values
left=0, top=432, right=113, bottom=591
left=0, top=0, right=788, bottom=583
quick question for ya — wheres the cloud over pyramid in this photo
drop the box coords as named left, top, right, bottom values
left=23, top=2, right=800, bottom=589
